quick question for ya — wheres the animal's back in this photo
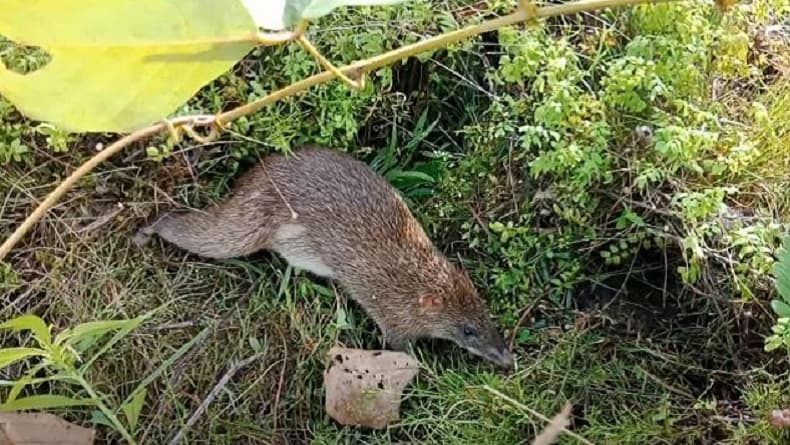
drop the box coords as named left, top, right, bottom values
left=267, top=148, right=404, bottom=228
left=259, top=148, right=433, bottom=280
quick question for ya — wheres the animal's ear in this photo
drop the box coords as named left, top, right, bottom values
left=418, top=294, right=444, bottom=310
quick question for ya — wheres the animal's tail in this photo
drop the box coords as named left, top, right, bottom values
left=135, top=204, right=272, bottom=259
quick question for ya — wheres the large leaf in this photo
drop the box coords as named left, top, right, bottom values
left=0, top=395, right=95, bottom=411
left=0, top=315, right=51, bottom=348
left=0, top=0, right=258, bottom=133
left=771, top=300, right=790, bottom=318
left=774, top=235, right=790, bottom=304
left=0, top=348, right=45, bottom=370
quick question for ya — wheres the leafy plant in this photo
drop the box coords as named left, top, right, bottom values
left=0, top=311, right=204, bottom=444
left=766, top=235, right=790, bottom=353
left=370, top=109, right=443, bottom=202
left=0, top=315, right=145, bottom=442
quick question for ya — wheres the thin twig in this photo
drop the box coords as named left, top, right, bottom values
left=0, top=0, right=684, bottom=261
left=508, top=295, right=544, bottom=351
left=167, top=351, right=266, bottom=445
left=636, top=366, right=695, bottom=400
left=481, top=385, right=594, bottom=445
left=270, top=329, right=289, bottom=443
left=259, top=157, right=298, bottom=220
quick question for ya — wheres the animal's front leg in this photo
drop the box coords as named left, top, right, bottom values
left=380, top=327, right=414, bottom=352
left=361, top=300, right=416, bottom=351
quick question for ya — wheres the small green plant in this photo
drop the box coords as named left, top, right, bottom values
left=0, top=100, right=31, bottom=165
left=34, top=123, right=75, bottom=153
left=0, top=311, right=203, bottom=444
left=370, top=109, right=444, bottom=203
left=0, top=314, right=146, bottom=442
left=766, top=235, right=790, bottom=353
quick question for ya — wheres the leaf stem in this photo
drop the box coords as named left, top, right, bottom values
left=74, top=374, right=136, bottom=444
left=296, top=35, right=365, bottom=90
left=0, top=0, right=685, bottom=260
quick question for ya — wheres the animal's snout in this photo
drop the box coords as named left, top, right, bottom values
left=485, top=346, right=514, bottom=370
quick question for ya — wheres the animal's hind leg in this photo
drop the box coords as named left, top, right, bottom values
left=143, top=208, right=277, bottom=259
left=133, top=214, right=168, bottom=248
left=135, top=160, right=288, bottom=259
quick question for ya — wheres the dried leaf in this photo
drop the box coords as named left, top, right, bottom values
left=323, top=347, right=419, bottom=429
left=0, top=412, right=95, bottom=445
left=531, top=402, right=573, bottom=445
left=769, top=408, right=790, bottom=428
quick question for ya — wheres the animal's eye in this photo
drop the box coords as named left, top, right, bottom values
left=463, top=326, right=479, bottom=337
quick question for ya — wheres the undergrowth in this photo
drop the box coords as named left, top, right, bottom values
left=2, top=0, right=790, bottom=443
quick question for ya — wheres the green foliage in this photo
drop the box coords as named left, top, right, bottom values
left=437, top=0, right=788, bottom=311
left=35, top=123, right=75, bottom=153
left=0, top=312, right=159, bottom=443
left=766, top=236, right=790, bottom=352
left=0, top=99, right=31, bottom=165
left=370, top=110, right=443, bottom=203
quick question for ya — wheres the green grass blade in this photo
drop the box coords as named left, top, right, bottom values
left=121, top=388, right=147, bottom=432
left=80, top=312, right=154, bottom=373
left=0, top=315, right=51, bottom=348
left=0, top=394, right=95, bottom=411
left=54, top=319, right=141, bottom=347
left=119, top=326, right=211, bottom=409
left=0, top=347, right=45, bottom=370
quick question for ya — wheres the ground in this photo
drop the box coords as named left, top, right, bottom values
left=2, top=1, right=790, bottom=444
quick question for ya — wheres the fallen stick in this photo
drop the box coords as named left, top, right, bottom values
left=167, top=351, right=266, bottom=445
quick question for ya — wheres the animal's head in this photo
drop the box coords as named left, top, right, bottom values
left=419, top=264, right=514, bottom=369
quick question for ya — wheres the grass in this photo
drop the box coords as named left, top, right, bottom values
left=3, top=0, right=790, bottom=443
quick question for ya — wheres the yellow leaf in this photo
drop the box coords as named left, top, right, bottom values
left=0, top=0, right=258, bottom=133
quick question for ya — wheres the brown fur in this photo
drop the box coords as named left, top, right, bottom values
left=136, top=147, right=513, bottom=368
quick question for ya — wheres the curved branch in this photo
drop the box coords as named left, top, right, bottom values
left=0, top=0, right=683, bottom=260
left=297, top=35, right=366, bottom=90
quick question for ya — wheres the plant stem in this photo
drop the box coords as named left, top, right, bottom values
left=0, top=0, right=685, bottom=260
left=74, top=374, right=136, bottom=445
